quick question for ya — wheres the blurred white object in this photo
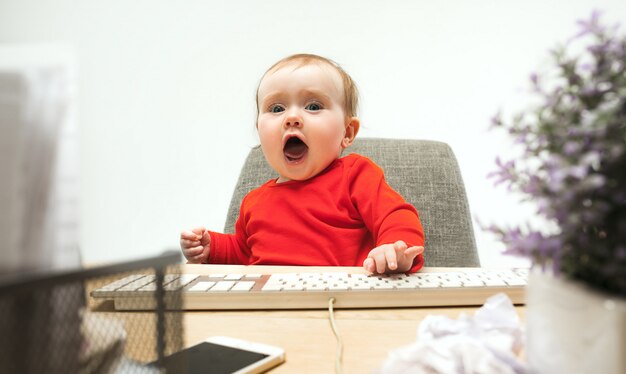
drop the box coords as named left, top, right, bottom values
left=378, top=293, right=527, bottom=374
left=526, top=269, right=626, bottom=374
left=0, top=44, right=80, bottom=273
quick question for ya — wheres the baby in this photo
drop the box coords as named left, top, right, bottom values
left=180, top=54, right=425, bottom=274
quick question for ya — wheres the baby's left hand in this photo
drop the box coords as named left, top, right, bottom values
left=363, top=240, right=424, bottom=274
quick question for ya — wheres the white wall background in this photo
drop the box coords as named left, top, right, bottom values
left=1, top=0, right=625, bottom=267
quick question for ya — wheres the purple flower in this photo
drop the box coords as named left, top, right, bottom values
left=521, top=175, right=543, bottom=196
left=489, top=113, right=503, bottom=129
left=488, top=157, right=518, bottom=189
left=563, top=141, right=581, bottom=155
left=530, top=72, right=539, bottom=84
left=574, top=9, right=604, bottom=39
left=568, top=165, right=588, bottom=180
left=486, top=11, right=626, bottom=297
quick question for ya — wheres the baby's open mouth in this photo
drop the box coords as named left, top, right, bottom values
left=283, top=136, right=308, bottom=162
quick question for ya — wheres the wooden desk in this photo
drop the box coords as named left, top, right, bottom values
left=178, top=265, right=526, bottom=373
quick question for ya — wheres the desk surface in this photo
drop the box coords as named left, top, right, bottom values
left=178, top=265, right=526, bottom=373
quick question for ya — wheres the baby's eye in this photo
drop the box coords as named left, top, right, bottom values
left=269, top=105, right=285, bottom=113
left=305, top=103, right=322, bottom=111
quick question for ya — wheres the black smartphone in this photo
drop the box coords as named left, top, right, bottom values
left=156, top=336, right=285, bottom=374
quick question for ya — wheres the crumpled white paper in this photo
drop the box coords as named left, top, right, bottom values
left=378, top=293, right=527, bottom=374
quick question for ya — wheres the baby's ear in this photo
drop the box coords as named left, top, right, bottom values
left=342, top=117, right=360, bottom=148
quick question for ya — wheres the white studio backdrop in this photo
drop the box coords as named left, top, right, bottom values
left=1, top=0, right=625, bottom=267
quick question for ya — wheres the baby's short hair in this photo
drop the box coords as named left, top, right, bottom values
left=257, top=54, right=359, bottom=117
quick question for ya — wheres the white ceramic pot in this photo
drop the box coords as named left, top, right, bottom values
left=526, top=268, right=626, bottom=374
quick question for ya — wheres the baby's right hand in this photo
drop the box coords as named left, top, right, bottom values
left=180, top=226, right=211, bottom=264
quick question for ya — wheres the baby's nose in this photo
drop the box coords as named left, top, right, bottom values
left=285, top=118, right=301, bottom=127
left=284, top=111, right=303, bottom=127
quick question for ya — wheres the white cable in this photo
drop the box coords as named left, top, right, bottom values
left=328, top=297, right=343, bottom=374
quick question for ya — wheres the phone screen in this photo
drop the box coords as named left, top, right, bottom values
left=158, top=342, right=270, bottom=374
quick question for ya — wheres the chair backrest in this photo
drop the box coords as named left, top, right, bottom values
left=224, top=138, right=480, bottom=267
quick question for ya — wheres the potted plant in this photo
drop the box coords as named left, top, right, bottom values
left=487, top=11, right=626, bottom=373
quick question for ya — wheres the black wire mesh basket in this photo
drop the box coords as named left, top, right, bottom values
left=0, top=250, right=185, bottom=373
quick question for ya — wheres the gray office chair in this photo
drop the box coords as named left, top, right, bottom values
left=224, top=138, right=480, bottom=267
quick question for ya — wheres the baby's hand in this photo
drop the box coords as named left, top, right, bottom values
left=180, top=227, right=211, bottom=264
left=363, top=240, right=424, bottom=274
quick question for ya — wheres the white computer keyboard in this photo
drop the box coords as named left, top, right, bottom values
left=91, top=267, right=528, bottom=311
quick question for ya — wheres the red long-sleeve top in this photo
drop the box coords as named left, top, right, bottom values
left=208, top=154, right=425, bottom=272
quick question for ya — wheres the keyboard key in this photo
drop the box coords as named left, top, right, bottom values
left=306, top=283, right=327, bottom=291
left=100, top=274, right=145, bottom=291
left=224, top=274, right=243, bottom=281
left=373, top=283, right=394, bottom=290
left=417, top=282, right=440, bottom=288
left=284, top=283, right=305, bottom=291
left=440, top=280, right=463, bottom=287
left=179, top=274, right=200, bottom=285
left=118, top=275, right=156, bottom=291
left=463, top=281, right=486, bottom=287
left=328, top=283, right=349, bottom=291
left=231, top=281, right=255, bottom=292
left=395, top=283, right=417, bottom=289
left=261, top=283, right=283, bottom=292
left=209, top=281, right=236, bottom=292
left=505, top=278, right=527, bottom=286
left=188, top=281, right=216, bottom=292
left=483, top=279, right=508, bottom=286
